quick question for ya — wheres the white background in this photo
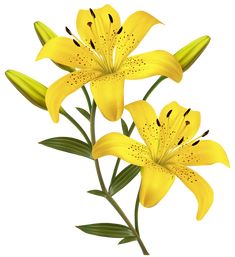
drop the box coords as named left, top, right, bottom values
left=0, top=0, right=235, bottom=256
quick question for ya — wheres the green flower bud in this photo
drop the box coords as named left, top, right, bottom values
left=174, top=35, right=211, bottom=72
left=34, top=21, right=74, bottom=72
left=5, top=70, right=47, bottom=110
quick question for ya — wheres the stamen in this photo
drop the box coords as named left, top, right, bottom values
left=73, top=39, right=80, bottom=47
left=108, top=14, right=113, bottom=23
left=184, top=108, right=191, bottom=117
left=166, top=109, right=172, bottom=118
left=192, top=140, right=200, bottom=146
left=89, top=8, right=96, bottom=18
left=202, top=130, right=209, bottom=137
left=87, top=22, right=92, bottom=27
left=185, top=120, right=190, bottom=126
left=156, top=118, right=161, bottom=127
left=178, top=137, right=184, bottom=145
left=65, top=26, right=72, bottom=35
left=90, top=39, right=95, bottom=49
left=117, top=26, right=123, bottom=34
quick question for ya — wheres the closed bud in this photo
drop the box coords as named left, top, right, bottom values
left=174, top=35, right=211, bottom=72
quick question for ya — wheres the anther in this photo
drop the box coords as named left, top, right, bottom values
left=202, top=130, right=209, bottom=137
left=166, top=109, right=172, bottom=118
left=87, top=22, right=92, bottom=27
left=185, top=120, right=190, bottom=126
left=108, top=14, right=113, bottom=23
left=192, top=140, right=200, bottom=146
left=156, top=118, right=161, bottom=127
left=117, top=26, right=123, bottom=34
left=178, top=137, right=184, bottom=145
left=89, top=8, right=96, bottom=18
left=65, top=26, right=72, bottom=35
left=73, top=39, right=80, bottom=47
left=90, top=39, right=95, bottom=49
left=184, top=108, right=191, bottom=117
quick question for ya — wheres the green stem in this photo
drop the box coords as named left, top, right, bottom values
left=90, top=100, right=149, bottom=255
left=134, top=187, right=140, bottom=236
left=109, top=158, right=121, bottom=188
left=61, top=109, right=92, bottom=147
left=81, top=86, right=92, bottom=112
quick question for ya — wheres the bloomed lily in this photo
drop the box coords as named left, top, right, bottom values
left=36, top=5, right=183, bottom=122
left=92, top=100, right=229, bottom=220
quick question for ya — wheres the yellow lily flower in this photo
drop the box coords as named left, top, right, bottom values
left=92, top=101, right=229, bottom=220
left=36, top=5, right=183, bottom=122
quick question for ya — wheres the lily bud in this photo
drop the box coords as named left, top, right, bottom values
left=5, top=70, right=47, bottom=110
left=174, top=35, right=211, bottom=72
left=34, top=21, right=74, bottom=72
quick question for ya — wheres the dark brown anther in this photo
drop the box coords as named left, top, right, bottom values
left=185, top=120, right=190, bottom=126
left=65, top=26, right=72, bottom=35
left=166, top=109, right=172, bottom=118
left=89, top=8, right=96, bottom=18
left=178, top=137, right=184, bottom=145
left=73, top=39, right=80, bottom=47
left=87, top=22, right=92, bottom=27
left=90, top=39, right=95, bottom=49
left=156, top=118, right=161, bottom=127
left=108, top=14, right=113, bottom=23
left=192, top=140, right=200, bottom=146
left=184, top=108, right=191, bottom=117
left=202, top=130, right=209, bottom=137
left=117, top=26, right=123, bottom=34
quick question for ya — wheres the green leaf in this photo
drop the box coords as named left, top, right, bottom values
left=118, top=236, right=137, bottom=244
left=76, top=107, right=90, bottom=121
left=121, top=119, right=129, bottom=136
left=39, top=137, right=92, bottom=159
left=109, top=165, right=140, bottom=196
left=76, top=223, right=134, bottom=238
left=87, top=190, right=106, bottom=197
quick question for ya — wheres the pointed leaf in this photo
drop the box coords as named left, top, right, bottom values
left=109, top=165, right=140, bottom=196
left=118, top=236, right=137, bottom=244
left=76, top=107, right=90, bottom=121
left=76, top=223, right=134, bottom=238
left=39, top=137, right=92, bottom=159
left=87, top=190, right=106, bottom=197
left=121, top=119, right=129, bottom=136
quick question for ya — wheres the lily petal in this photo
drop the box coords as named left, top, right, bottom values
left=122, top=50, right=183, bottom=82
left=36, top=37, right=100, bottom=69
left=140, top=165, right=175, bottom=207
left=46, top=70, right=102, bottom=122
left=91, top=73, right=125, bottom=121
left=168, top=140, right=230, bottom=167
left=167, top=164, right=214, bottom=220
left=92, top=132, right=153, bottom=166
left=115, top=11, right=161, bottom=68
left=125, top=100, right=160, bottom=160
left=76, top=5, right=121, bottom=56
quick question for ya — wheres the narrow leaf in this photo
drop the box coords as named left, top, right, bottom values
left=118, top=236, right=137, bottom=245
left=39, top=137, right=92, bottom=159
left=76, top=107, right=90, bottom=121
left=109, top=165, right=140, bottom=196
left=87, top=190, right=106, bottom=197
left=121, top=119, right=129, bottom=136
left=76, top=223, right=134, bottom=238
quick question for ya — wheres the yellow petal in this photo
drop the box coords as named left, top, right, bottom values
left=140, top=165, right=175, bottom=207
left=36, top=37, right=100, bottom=70
left=46, top=70, right=102, bottom=122
left=122, top=50, right=183, bottom=82
left=92, top=132, right=153, bottom=166
left=157, top=101, right=200, bottom=158
left=125, top=100, right=160, bottom=160
left=167, top=164, right=214, bottom=220
left=76, top=5, right=121, bottom=56
left=114, top=11, right=161, bottom=68
left=168, top=140, right=230, bottom=167
left=91, top=72, right=125, bottom=121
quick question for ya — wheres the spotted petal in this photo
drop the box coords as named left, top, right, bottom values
left=140, top=165, right=175, bottom=207
left=46, top=70, right=102, bottom=122
left=121, top=50, right=182, bottom=82
left=36, top=37, right=100, bottom=70
left=92, top=132, right=153, bottom=167
left=115, top=11, right=161, bottom=68
left=167, top=164, right=214, bottom=220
